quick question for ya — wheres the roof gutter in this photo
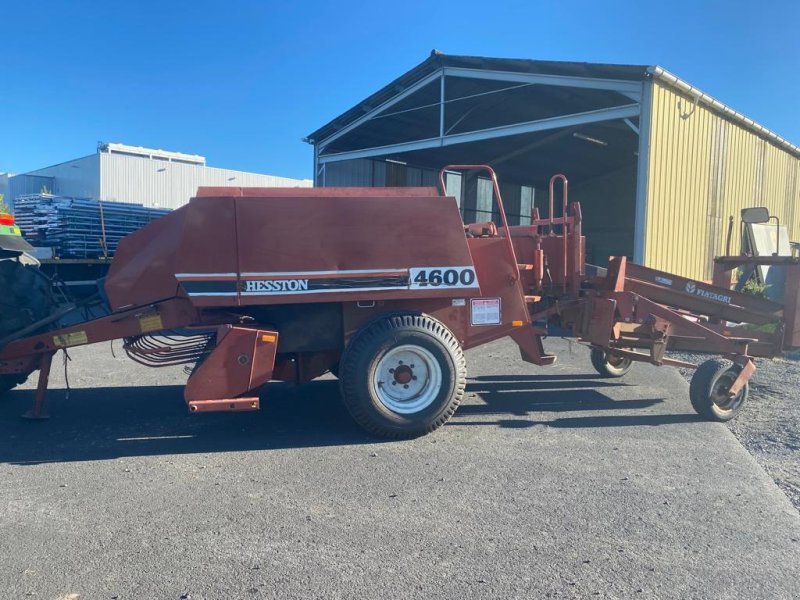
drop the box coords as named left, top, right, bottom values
left=648, top=66, right=800, bottom=158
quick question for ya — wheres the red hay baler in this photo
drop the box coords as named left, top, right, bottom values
left=1, top=165, right=798, bottom=437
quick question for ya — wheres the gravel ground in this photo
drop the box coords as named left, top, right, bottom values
left=672, top=352, right=800, bottom=511
left=2, top=339, right=800, bottom=598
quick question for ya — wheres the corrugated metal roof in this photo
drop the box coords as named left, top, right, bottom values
left=306, top=51, right=799, bottom=159
left=305, top=51, right=649, bottom=143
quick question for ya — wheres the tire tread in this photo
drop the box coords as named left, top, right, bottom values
left=339, top=314, right=466, bottom=438
left=689, top=358, right=747, bottom=422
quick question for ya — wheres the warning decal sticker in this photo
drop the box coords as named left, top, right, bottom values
left=470, top=298, right=501, bottom=326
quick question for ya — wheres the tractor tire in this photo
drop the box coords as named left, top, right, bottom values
left=689, top=359, right=748, bottom=422
left=0, top=260, right=56, bottom=340
left=339, top=314, right=466, bottom=439
left=0, top=374, right=27, bottom=397
left=590, top=347, right=633, bottom=378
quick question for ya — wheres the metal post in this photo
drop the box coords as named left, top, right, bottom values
left=313, top=143, right=319, bottom=187
left=439, top=72, right=445, bottom=139
left=633, top=79, right=653, bottom=264
left=23, top=352, right=55, bottom=420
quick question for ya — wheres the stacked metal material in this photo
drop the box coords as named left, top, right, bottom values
left=14, top=195, right=170, bottom=259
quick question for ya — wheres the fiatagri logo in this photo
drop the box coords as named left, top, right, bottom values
left=685, top=281, right=732, bottom=304
left=244, top=279, right=310, bottom=293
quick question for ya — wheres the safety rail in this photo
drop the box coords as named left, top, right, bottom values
left=546, top=174, right=569, bottom=232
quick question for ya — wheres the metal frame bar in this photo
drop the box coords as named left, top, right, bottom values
left=633, top=79, right=654, bottom=264
left=442, top=67, right=642, bottom=99
left=439, top=74, right=445, bottom=138
left=318, top=103, right=640, bottom=164
left=312, top=143, right=319, bottom=186
left=318, top=69, right=444, bottom=151
left=623, top=118, right=639, bottom=135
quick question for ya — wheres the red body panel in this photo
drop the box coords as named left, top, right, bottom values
left=107, top=189, right=482, bottom=310
left=196, top=186, right=440, bottom=198
left=105, top=209, right=186, bottom=310
left=184, top=326, right=278, bottom=405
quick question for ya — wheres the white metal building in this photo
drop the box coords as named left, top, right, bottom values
left=4, top=143, right=311, bottom=210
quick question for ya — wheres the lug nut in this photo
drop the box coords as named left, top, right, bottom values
left=392, top=381, right=397, bottom=385
left=403, top=384, right=409, bottom=389
left=412, top=376, right=417, bottom=380
left=389, top=368, right=394, bottom=373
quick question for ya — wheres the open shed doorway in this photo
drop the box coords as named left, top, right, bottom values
left=311, top=54, right=645, bottom=266
left=322, top=121, right=639, bottom=266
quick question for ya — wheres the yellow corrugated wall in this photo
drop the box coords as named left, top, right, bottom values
left=645, top=82, right=800, bottom=280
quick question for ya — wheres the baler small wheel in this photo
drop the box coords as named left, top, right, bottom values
left=0, top=374, right=27, bottom=397
left=689, top=359, right=748, bottom=422
left=590, top=347, right=632, bottom=378
left=339, top=314, right=466, bottom=439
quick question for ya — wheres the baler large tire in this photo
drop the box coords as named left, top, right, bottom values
left=689, top=359, right=748, bottom=422
left=590, top=347, right=632, bottom=378
left=339, top=314, right=466, bottom=439
left=0, top=374, right=27, bottom=397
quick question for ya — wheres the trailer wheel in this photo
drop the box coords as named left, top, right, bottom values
left=339, top=314, right=466, bottom=438
left=590, top=348, right=632, bottom=378
left=689, top=359, right=748, bottom=422
left=0, top=374, right=27, bottom=397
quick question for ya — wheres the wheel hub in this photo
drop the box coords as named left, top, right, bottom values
left=372, top=345, right=443, bottom=414
left=711, top=373, right=744, bottom=411
left=393, top=364, right=413, bottom=384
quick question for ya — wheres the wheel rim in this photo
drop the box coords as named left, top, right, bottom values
left=710, top=371, right=745, bottom=412
left=372, top=345, right=442, bottom=414
left=606, top=353, right=631, bottom=370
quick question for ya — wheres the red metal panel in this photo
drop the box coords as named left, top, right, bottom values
left=173, top=197, right=240, bottom=308
left=188, top=398, right=260, bottom=412
left=105, top=208, right=186, bottom=310
left=196, top=186, right=440, bottom=198
left=232, top=192, right=477, bottom=305
left=184, top=326, right=278, bottom=403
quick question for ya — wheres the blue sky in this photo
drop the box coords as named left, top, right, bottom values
left=2, top=1, right=798, bottom=180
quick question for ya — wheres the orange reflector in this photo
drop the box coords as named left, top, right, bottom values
left=0, top=213, right=14, bottom=226
left=261, top=334, right=277, bottom=343
left=511, top=320, right=524, bottom=327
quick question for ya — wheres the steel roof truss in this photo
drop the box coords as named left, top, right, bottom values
left=318, top=103, right=640, bottom=164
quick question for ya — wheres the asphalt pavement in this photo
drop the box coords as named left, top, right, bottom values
left=1, top=337, right=799, bottom=599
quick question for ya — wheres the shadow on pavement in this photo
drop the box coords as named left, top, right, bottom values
left=0, top=381, right=369, bottom=465
left=0, top=373, right=689, bottom=465
left=456, top=375, right=697, bottom=429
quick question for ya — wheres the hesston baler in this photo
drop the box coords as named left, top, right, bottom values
left=1, top=165, right=799, bottom=437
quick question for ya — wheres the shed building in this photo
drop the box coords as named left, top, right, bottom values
left=4, top=142, right=312, bottom=211
left=305, top=52, right=800, bottom=281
